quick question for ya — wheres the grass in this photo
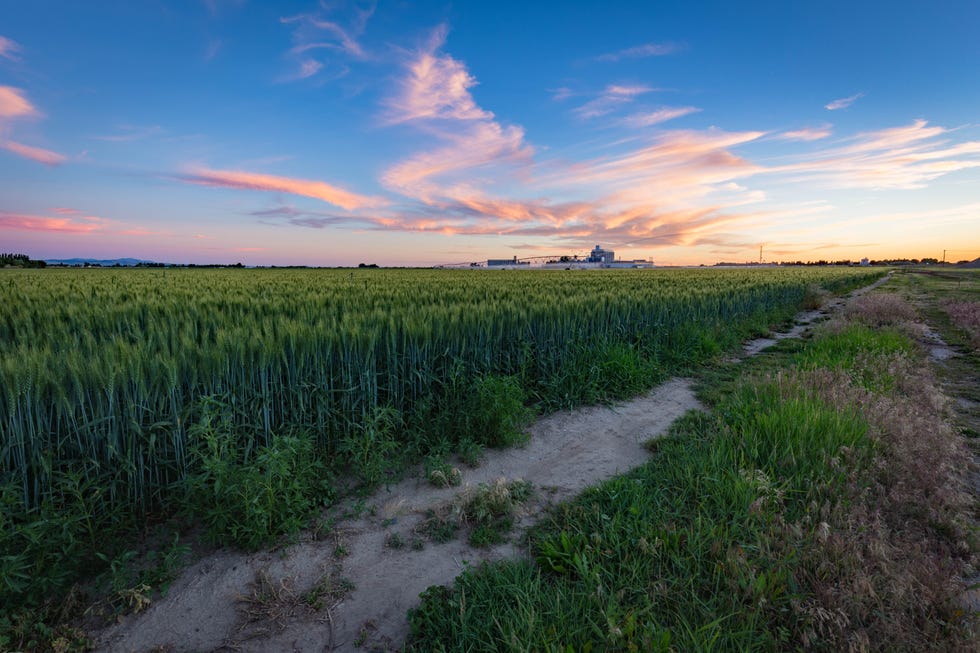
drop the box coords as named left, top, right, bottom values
left=0, top=267, right=885, bottom=649
left=407, top=290, right=977, bottom=651
left=414, top=479, right=534, bottom=548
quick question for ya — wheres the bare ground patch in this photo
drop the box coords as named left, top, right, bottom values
left=92, top=378, right=700, bottom=652
left=91, top=277, right=897, bottom=653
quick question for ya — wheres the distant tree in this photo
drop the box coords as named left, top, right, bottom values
left=0, top=253, right=46, bottom=268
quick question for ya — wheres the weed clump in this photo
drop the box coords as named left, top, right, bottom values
left=414, top=479, right=533, bottom=548
left=424, top=457, right=462, bottom=488
left=801, top=283, right=831, bottom=310
left=184, top=405, right=332, bottom=550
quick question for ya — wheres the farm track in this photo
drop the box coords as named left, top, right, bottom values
left=92, top=276, right=893, bottom=653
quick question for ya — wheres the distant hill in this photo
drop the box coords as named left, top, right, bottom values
left=956, top=257, right=980, bottom=269
left=44, top=258, right=156, bottom=267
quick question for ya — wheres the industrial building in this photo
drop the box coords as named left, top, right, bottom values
left=487, top=245, right=653, bottom=269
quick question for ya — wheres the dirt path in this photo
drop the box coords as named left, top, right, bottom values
left=92, top=278, right=888, bottom=653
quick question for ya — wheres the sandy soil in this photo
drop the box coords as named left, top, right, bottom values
left=93, top=379, right=700, bottom=653
left=92, top=277, right=889, bottom=653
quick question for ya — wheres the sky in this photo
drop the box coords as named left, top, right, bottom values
left=1, top=0, right=979, bottom=267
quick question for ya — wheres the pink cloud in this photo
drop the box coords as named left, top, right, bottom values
left=1, top=140, right=67, bottom=165
left=0, top=86, right=38, bottom=119
left=550, top=129, right=766, bottom=201
left=379, top=25, right=535, bottom=206
left=382, top=121, right=532, bottom=201
left=375, top=30, right=769, bottom=252
left=621, top=106, right=701, bottom=128
left=778, top=125, right=832, bottom=141
left=0, top=211, right=108, bottom=234
left=0, top=36, right=20, bottom=61
left=384, top=24, right=493, bottom=124
left=771, top=120, right=980, bottom=189
left=181, top=166, right=388, bottom=210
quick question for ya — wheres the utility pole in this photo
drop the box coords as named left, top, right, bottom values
left=759, top=244, right=763, bottom=264
left=943, top=249, right=946, bottom=264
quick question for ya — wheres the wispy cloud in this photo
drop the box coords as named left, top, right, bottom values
left=777, top=125, right=832, bottom=141
left=550, top=86, right=574, bottom=102
left=573, top=84, right=653, bottom=119
left=0, top=140, right=67, bottom=165
left=0, top=87, right=67, bottom=165
left=381, top=122, right=532, bottom=202
left=825, top=93, right=863, bottom=110
left=379, top=24, right=534, bottom=207
left=204, top=39, right=222, bottom=61
left=596, top=42, right=681, bottom=62
left=280, top=1, right=375, bottom=81
left=0, top=85, right=38, bottom=119
left=284, top=58, right=323, bottom=81
left=0, top=36, right=21, bottom=61
left=180, top=166, right=389, bottom=210
left=0, top=210, right=107, bottom=233
left=383, top=24, right=493, bottom=124
left=551, top=129, right=767, bottom=207
left=772, top=119, right=980, bottom=189
left=621, top=106, right=700, bottom=128
left=91, top=124, right=164, bottom=142
left=369, top=30, right=773, bottom=249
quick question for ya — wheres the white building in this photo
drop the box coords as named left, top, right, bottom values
left=586, top=244, right=615, bottom=264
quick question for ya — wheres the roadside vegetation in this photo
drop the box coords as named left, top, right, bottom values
left=0, top=267, right=880, bottom=650
left=408, top=286, right=978, bottom=651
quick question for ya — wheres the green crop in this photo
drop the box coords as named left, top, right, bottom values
left=0, top=266, right=880, bottom=611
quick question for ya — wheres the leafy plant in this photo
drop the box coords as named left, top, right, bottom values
left=183, top=408, right=332, bottom=550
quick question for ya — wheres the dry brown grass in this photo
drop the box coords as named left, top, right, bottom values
left=942, top=301, right=980, bottom=349
left=770, top=295, right=978, bottom=651
left=844, top=292, right=918, bottom=327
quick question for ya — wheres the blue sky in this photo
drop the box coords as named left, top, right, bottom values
left=1, top=0, right=978, bottom=265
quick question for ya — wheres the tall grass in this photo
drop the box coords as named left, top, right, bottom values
left=0, top=267, right=880, bottom=612
left=408, top=292, right=975, bottom=651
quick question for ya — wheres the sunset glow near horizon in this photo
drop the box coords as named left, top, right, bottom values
left=1, top=1, right=979, bottom=267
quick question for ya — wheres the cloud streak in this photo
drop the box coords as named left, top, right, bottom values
left=596, top=42, right=681, bottom=62
left=180, top=166, right=388, bottom=210
left=0, top=36, right=21, bottom=61
left=1, top=140, right=67, bottom=165
left=280, top=1, right=374, bottom=81
left=771, top=119, right=980, bottom=189
left=0, top=87, right=67, bottom=165
left=0, top=86, right=38, bottom=119
left=825, top=93, right=863, bottom=110
left=573, top=84, right=653, bottom=119
left=621, top=106, right=700, bottom=128
left=777, top=125, right=832, bottom=141
left=0, top=210, right=108, bottom=233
